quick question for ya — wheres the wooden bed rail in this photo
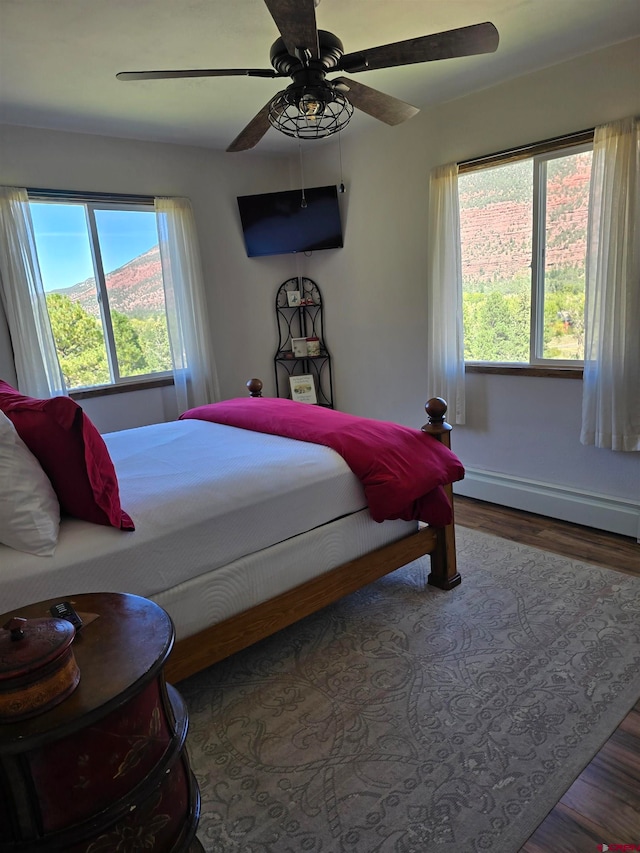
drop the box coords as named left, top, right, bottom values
left=165, top=525, right=439, bottom=683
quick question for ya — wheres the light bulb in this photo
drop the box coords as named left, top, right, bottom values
left=299, top=96, right=323, bottom=121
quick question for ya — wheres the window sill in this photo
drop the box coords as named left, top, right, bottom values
left=465, top=364, right=583, bottom=379
left=70, top=376, right=174, bottom=401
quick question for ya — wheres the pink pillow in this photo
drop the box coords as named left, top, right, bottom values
left=0, top=381, right=134, bottom=530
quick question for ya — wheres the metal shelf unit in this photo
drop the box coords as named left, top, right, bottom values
left=274, top=277, right=334, bottom=408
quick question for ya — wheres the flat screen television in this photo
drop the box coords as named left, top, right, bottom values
left=237, top=185, right=343, bottom=258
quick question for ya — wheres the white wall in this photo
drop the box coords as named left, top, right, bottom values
left=1, top=37, right=638, bottom=534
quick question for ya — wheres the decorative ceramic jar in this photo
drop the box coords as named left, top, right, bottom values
left=0, top=615, right=80, bottom=721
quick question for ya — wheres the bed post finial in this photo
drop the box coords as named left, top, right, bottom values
left=422, top=397, right=452, bottom=438
left=247, top=378, right=263, bottom=397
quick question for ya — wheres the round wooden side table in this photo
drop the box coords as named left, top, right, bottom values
left=0, top=592, right=203, bottom=853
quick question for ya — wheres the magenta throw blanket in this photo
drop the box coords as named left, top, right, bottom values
left=180, top=398, right=465, bottom=527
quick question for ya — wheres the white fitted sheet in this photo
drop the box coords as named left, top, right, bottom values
left=0, top=419, right=369, bottom=614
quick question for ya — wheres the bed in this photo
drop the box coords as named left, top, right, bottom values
left=0, top=379, right=464, bottom=684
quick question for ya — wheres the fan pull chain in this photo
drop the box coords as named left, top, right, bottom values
left=338, top=132, right=345, bottom=193
left=299, top=141, right=307, bottom=208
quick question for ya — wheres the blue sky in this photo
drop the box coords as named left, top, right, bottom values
left=29, top=203, right=158, bottom=292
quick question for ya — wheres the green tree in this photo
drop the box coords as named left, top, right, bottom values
left=131, top=315, right=172, bottom=372
left=46, top=293, right=109, bottom=388
left=112, top=311, right=148, bottom=377
left=543, top=284, right=585, bottom=359
left=463, top=291, right=529, bottom=361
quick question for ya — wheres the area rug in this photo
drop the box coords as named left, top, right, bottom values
left=181, top=526, right=640, bottom=853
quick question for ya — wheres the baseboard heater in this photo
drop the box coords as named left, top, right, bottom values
left=454, top=468, right=639, bottom=541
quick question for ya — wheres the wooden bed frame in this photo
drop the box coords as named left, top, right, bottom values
left=164, top=381, right=460, bottom=683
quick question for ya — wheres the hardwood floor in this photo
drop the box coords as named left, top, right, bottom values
left=454, top=496, right=640, bottom=575
left=454, top=496, right=640, bottom=853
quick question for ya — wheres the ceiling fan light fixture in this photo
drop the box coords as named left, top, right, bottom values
left=268, top=85, right=353, bottom=140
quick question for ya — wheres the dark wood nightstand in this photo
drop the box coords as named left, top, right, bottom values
left=0, top=592, right=203, bottom=852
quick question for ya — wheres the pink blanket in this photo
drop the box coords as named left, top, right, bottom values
left=180, top=398, right=465, bottom=527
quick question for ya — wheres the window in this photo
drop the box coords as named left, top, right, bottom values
left=28, top=196, right=172, bottom=391
left=458, top=139, right=593, bottom=366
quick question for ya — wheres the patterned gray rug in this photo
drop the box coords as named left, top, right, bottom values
left=181, top=526, right=640, bottom=852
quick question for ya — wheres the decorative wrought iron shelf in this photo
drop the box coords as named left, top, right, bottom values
left=274, top=277, right=334, bottom=408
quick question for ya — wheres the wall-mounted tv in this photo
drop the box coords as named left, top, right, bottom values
left=237, top=185, right=343, bottom=258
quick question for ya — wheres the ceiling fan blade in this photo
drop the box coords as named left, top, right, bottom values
left=338, top=22, right=499, bottom=73
left=333, top=77, right=419, bottom=126
left=263, top=0, right=319, bottom=59
left=226, top=99, right=276, bottom=152
left=117, top=68, right=280, bottom=81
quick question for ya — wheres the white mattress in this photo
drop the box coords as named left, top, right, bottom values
left=0, top=420, right=369, bottom=614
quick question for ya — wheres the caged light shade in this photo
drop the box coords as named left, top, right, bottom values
left=268, top=84, right=353, bottom=140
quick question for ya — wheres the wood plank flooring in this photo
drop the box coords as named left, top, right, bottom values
left=454, top=496, right=640, bottom=853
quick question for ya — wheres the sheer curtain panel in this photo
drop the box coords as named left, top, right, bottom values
left=0, top=186, right=66, bottom=397
left=581, top=117, right=640, bottom=451
left=155, top=197, right=220, bottom=413
left=426, top=163, right=466, bottom=424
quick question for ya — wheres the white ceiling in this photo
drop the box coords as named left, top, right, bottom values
left=1, top=0, right=639, bottom=155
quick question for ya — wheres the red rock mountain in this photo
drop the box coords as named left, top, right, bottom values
left=56, top=245, right=164, bottom=318
left=459, top=152, right=591, bottom=282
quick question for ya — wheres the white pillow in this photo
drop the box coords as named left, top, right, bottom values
left=0, top=410, right=60, bottom=556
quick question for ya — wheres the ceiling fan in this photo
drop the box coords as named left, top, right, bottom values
left=116, top=0, right=499, bottom=152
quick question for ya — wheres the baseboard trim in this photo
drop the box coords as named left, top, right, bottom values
left=454, top=469, right=640, bottom=540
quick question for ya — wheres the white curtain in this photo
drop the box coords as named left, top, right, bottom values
left=155, top=197, right=220, bottom=413
left=0, top=186, right=66, bottom=397
left=581, top=116, right=640, bottom=451
left=426, top=163, right=466, bottom=424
